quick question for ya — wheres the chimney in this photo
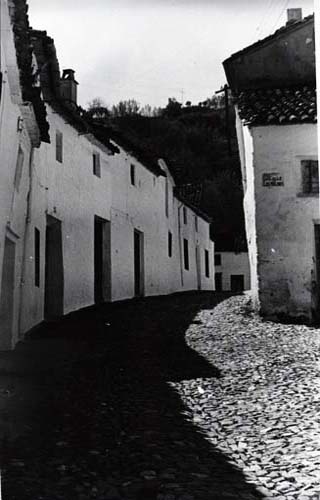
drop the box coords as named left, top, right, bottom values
left=60, top=69, right=78, bottom=107
left=286, top=8, right=302, bottom=24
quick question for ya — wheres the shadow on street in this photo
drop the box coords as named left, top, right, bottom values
left=1, top=292, right=263, bottom=500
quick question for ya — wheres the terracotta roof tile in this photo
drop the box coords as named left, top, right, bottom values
left=236, top=86, right=317, bottom=126
left=174, top=184, right=211, bottom=222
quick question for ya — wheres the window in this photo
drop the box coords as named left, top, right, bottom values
left=168, top=231, right=172, bottom=257
left=195, top=216, right=198, bottom=232
left=56, top=130, right=63, bottom=163
left=215, top=272, right=222, bottom=291
left=215, top=253, right=222, bottom=266
left=14, top=146, right=24, bottom=192
left=302, top=160, right=318, bottom=194
left=165, top=178, right=169, bottom=217
left=130, top=164, right=136, bottom=186
left=93, top=152, right=101, bottom=177
left=183, top=238, right=189, bottom=270
left=205, top=249, right=210, bottom=278
left=34, top=228, right=40, bottom=287
left=183, top=207, right=187, bottom=224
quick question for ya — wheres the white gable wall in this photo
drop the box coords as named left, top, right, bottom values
left=251, top=123, right=318, bottom=320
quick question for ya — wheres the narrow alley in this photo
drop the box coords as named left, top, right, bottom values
left=1, top=292, right=320, bottom=500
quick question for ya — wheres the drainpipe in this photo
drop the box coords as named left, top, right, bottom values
left=178, top=203, right=184, bottom=287
left=18, top=146, right=35, bottom=337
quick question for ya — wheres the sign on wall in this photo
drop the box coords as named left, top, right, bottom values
left=262, top=173, right=284, bottom=187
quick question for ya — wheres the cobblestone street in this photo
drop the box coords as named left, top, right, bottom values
left=1, top=292, right=320, bottom=499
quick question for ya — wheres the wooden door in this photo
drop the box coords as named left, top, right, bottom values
left=0, top=237, right=16, bottom=349
left=45, top=216, right=64, bottom=319
left=134, top=229, right=144, bottom=297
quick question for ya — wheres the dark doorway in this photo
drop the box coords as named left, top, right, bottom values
left=215, top=272, right=222, bottom=292
left=134, top=229, right=144, bottom=297
left=231, top=274, right=244, bottom=292
left=45, top=215, right=64, bottom=319
left=195, top=246, right=201, bottom=290
left=0, top=237, right=16, bottom=349
left=94, top=216, right=111, bottom=304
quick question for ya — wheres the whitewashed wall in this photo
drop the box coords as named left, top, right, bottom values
left=20, top=106, right=113, bottom=332
left=108, top=150, right=214, bottom=300
left=19, top=108, right=213, bottom=336
left=243, top=123, right=318, bottom=320
left=0, top=0, right=214, bottom=349
left=236, top=110, right=259, bottom=305
left=214, top=252, right=250, bottom=291
left=0, top=0, right=35, bottom=348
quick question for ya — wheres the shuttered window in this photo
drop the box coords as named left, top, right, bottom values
left=183, top=238, right=189, bottom=270
left=56, top=130, right=63, bottom=163
left=34, top=228, right=40, bottom=287
left=14, top=146, right=24, bottom=192
left=183, top=207, right=187, bottom=224
left=168, top=231, right=172, bottom=257
left=302, top=160, right=318, bottom=194
left=93, top=152, right=101, bottom=177
left=130, top=164, right=135, bottom=185
left=205, top=249, right=210, bottom=278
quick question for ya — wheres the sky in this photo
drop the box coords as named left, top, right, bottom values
left=27, top=0, right=315, bottom=109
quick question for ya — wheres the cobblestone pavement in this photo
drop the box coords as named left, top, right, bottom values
left=172, top=294, right=320, bottom=500
left=1, top=292, right=320, bottom=499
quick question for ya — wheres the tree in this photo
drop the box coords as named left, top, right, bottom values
left=162, top=98, right=182, bottom=118
left=86, top=97, right=110, bottom=120
left=140, top=104, right=153, bottom=117
left=111, top=99, right=140, bottom=117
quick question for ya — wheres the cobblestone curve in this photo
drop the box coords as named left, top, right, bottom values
left=171, top=294, right=320, bottom=500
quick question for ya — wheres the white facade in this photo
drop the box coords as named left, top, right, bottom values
left=0, top=0, right=214, bottom=350
left=237, top=113, right=319, bottom=320
left=214, top=251, right=250, bottom=292
left=18, top=108, right=214, bottom=337
left=0, top=0, right=41, bottom=349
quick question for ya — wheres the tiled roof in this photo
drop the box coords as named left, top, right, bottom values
left=236, top=86, right=317, bottom=126
left=174, top=184, right=211, bottom=223
left=11, top=0, right=50, bottom=143
left=175, top=183, right=203, bottom=208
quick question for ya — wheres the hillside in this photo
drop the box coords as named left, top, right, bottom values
left=86, top=102, right=247, bottom=252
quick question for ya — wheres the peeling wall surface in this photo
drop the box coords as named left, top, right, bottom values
left=250, top=124, right=318, bottom=320
left=214, top=252, right=250, bottom=292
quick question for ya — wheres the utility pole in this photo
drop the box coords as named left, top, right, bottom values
left=216, top=84, right=232, bottom=156
left=180, top=89, right=185, bottom=105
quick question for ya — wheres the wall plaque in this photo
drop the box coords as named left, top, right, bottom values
left=263, top=173, right=284, bottom=187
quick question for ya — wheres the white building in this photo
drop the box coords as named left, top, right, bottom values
left=224, top=10, right=318, bottom=321
left=214, top=252, right=250, bottom=292
left=0, top=0, right=51, bottom=349
left=0, top=2, right=214, bottom=350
